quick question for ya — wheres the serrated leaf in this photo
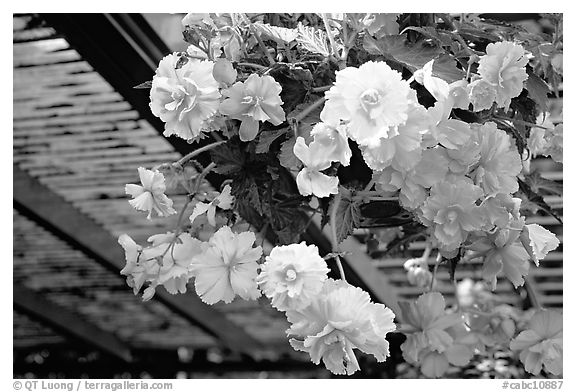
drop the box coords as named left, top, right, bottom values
left=268, top=64, right=313, bottom=113
left=523, top=170, right=563, bottom=197
left=401, top=26, right=455, bottom=48
left=210, top=142, right=245, bottom=175
left=134, top=80, right=153, bottom=89
left=296, top=22, right=330, bottom=57
left=363, top=34, right=465, bottom=83
left=517, top=179, right=562, bottom=224
left=256, top=128, right=288, bottom=154
left=329, top=187, right=361, bottom=244
left=525, top=70, right=550, bottom=114
left=252, top=22, right=298, bottom=45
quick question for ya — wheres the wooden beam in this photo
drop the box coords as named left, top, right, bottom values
left=13, top=165, right=263, bottom=355
left=14, top=284, right=133, bottom=362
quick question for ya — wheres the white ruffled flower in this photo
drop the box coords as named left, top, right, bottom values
left=467, top=78, right=497, bottom=111
left=510, top=309, right=563, bottom=376
left=150, top=54, right=221, bottom=141
left=399, top=292, right=473, bottom=377
left=420, top=178, right=485, bottom=252
left=321, top=61, right=415, bottom=148
left=118, top=233, right=205, bottom=300
left=469, top=218, right=531, bottom=289
left=293, top=137, right=339, bottom=198
left=470, top=122, right=522, bottom=196
left=189, top=184, right=234, bottom=226
left=310, top=121, right=352, bottom=166
left=286, top=279, right=396, bottom=375
left=425, top=100, right=472, bottom=150
left=478, top=41, right=529, bottom=108
left=257, top=242, right=330, bottom=311
left=374, top=147, right=449, bottom=210
left=360, top=98, right=428, bottom=172
left=190, top=226, right=262, bottom=304
left=219, top=73, right=286, bottom=141
left=125, top=167, right=177, bottom=219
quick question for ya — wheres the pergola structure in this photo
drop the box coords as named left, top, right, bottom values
left=13, top=13, right=563, bottom=378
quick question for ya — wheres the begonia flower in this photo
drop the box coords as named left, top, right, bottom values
left=478, top=41, right=529, bottom=108
left=510, top=309, right=563, bottom=376
left=321, top=61, right=416, bottom=148
left=150, top=54, right=221, bottom=141
left=190, top=226, right=262, bottom=304
left=125, top=167, right=177, bottom=219
left=470, top=122, right=522, bottom=196
left=469, top=218, right=531, bottom=289
left=219, top=73, right=285, bottom=141
left=310, top=121, right=352, bottom=166
left=286, top=279, right=396, bottom=375
left=257, top=242, right=329, bottom=311
left=467, top=78, right=497, bottom=111
left=293, top=137, right=339, bottom=198
left=360, top=97, right=428, bottom=172
left=420, top=178, right=485, bottom=251
left=189, top=184, right=234, bottom=226
left=399, top=292, right=468, bottom=368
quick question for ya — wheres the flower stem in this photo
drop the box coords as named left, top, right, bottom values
left=321, top=13, right=341, bottom=64
left=524, top=277, right=543, bottom=310
left=251, top=25, right=276, bottom=65
left=492, top=115, right=551, bottom=130
left=237, top=62, right=268, bottom=71
left=429, top=253, right=442, bottom=292
left=294, top=97, right=326, bottom=123
left=175, top=140, right=226, bottom=167
left=329, top=191, right=347, bottom=281
left=311, top=85, right=332, bottom=93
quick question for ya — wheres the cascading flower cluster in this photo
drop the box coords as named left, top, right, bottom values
left=119, top=12, right=562, bottom=378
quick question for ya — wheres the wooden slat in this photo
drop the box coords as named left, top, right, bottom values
left=14, top=284, right=133, bottom=362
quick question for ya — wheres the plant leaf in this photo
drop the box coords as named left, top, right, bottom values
left=252, top=22, right=298, bottom=45
left=525, top=70, right=550, bottom=114
left=256, top=128, right=288, bottom=154
left=329, top=187, right=361, bottom=244
left=134, top=80, right=153, bottom=89
left=363, top=34, right=465, bottom=83
left=296, top=22, right=330, bottom=57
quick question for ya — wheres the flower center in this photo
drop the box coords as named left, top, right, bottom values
left=360, top=88, right=381, bottom=108
left=285, top=268, right=297, bottom=282
left=242, top=95, right=263, bottom=106
left=446, top=210, right=459, bottom=222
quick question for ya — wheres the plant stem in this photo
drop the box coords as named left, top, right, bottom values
left=329, top=191, right=346, bottom=281
left=524, top=278, right=543, bottom=310
left=293, top=97, right=326, bottom=123
left=311, top=85, right=332, bottom=93
left=492, top=115, right=551, bottom=130
left=237, top=62, right=268, bottom=71
left=321, top=13, right=341, bottom=63
left=194, top=162, right=217, bottom=193
left=176, top=140, right=226, bottom=167
left=251, top=26, right=276, bottom=65
left=363, top=178, right=376, bottom=192
left=429, top=253, right=442, bottom=292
